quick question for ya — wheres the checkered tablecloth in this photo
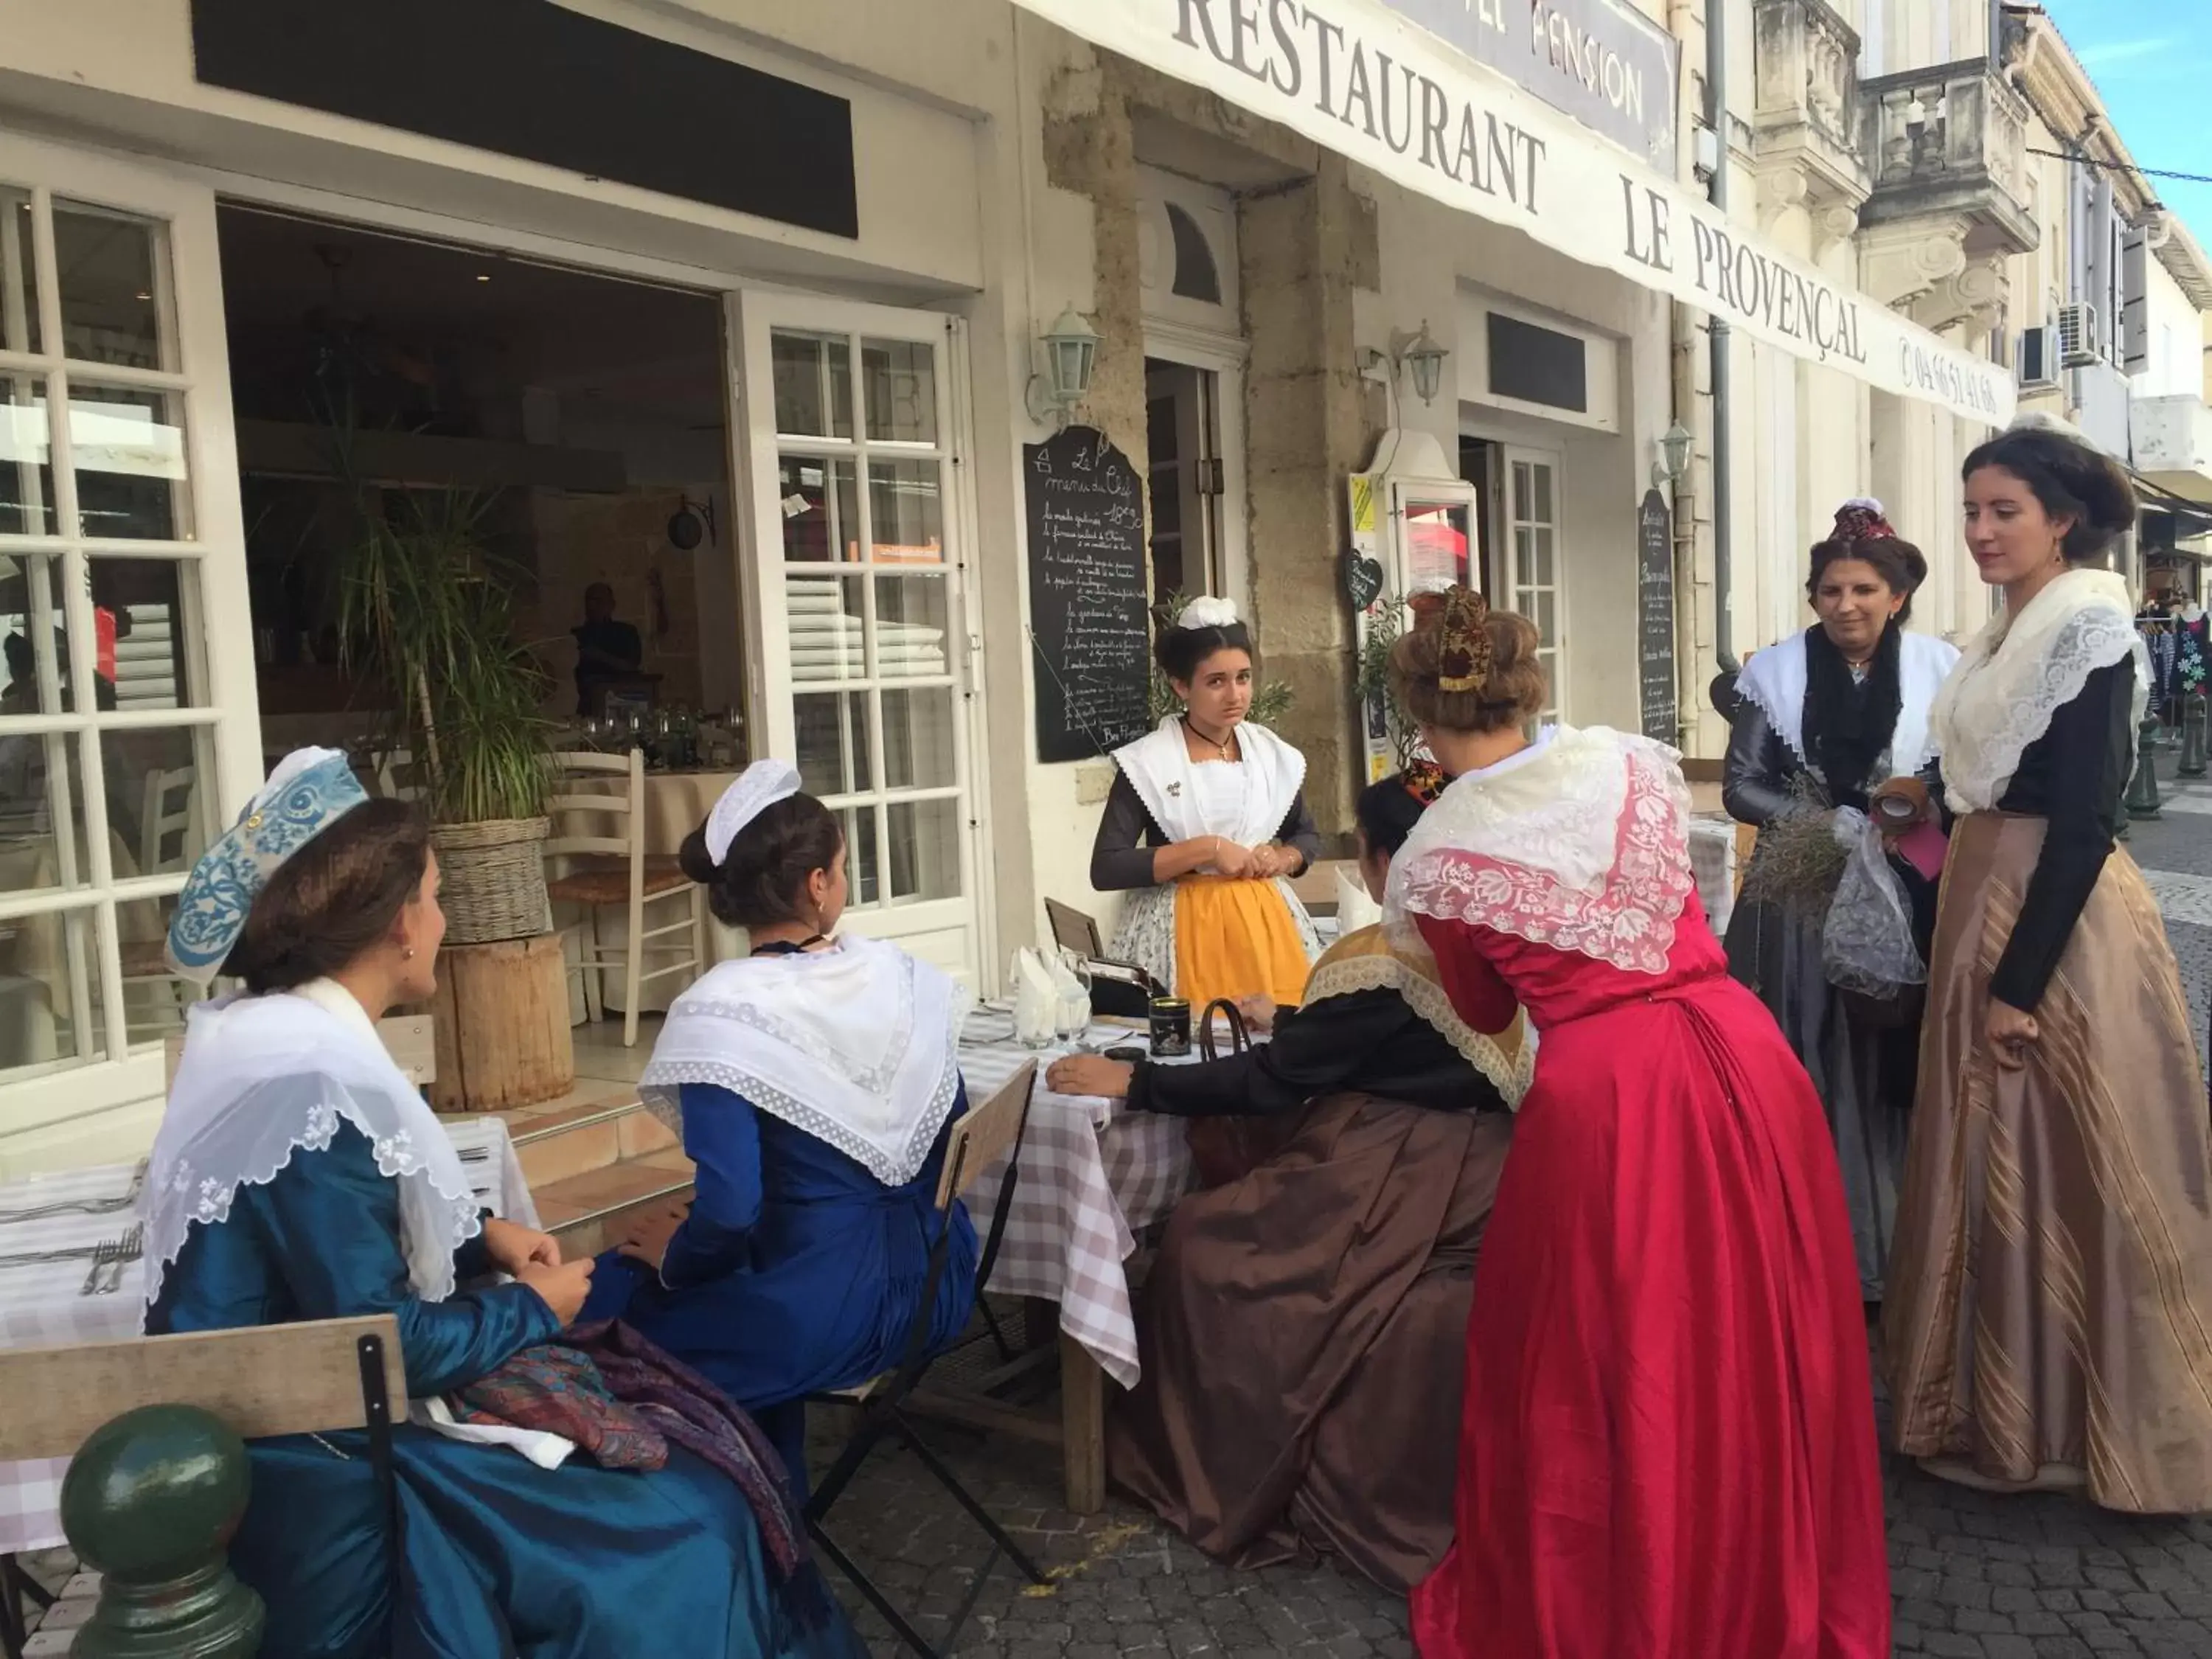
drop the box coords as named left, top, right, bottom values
left=0, top=1116, right=535, bottom=1556
left=956, top=1027, right=1197, bottom=1391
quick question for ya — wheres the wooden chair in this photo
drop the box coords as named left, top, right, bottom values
left=544, top=749, right=705, bottom=1048
left=121, top=765, right=198, bottom=1044
left=0, top=1315, right=405, bottom=1659
left=806, top=1060, right=1046, bottom=1659
left=1043, top=897, right=1102, bottom=960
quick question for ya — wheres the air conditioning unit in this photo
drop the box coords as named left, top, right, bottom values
left=2017, top=327, right=2059, bottom=390
left=2056, top=302, right=2102, bottom=368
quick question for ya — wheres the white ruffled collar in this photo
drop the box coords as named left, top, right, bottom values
left=145, top=987, right=479, bottom=1311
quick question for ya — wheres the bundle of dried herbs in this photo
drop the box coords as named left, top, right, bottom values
left=1738, top=775, right=1849, bottom=916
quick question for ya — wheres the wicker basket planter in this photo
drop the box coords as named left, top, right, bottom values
left=431, top=817, right=552, bottom=945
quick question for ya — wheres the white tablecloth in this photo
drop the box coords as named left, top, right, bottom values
left=956, top=1024, right=1198, bottom=1391
left=0, top=1116, right=536, bottom=1556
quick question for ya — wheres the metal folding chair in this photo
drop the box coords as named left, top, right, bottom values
left=805, top=1061, right=1045, bottom=1658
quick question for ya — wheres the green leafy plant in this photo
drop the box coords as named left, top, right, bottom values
left=1147, top=590, right=1296, bottom=728
left=1355, top=592, right=1419, bottom=771
left=338, top=484, right=552, bottom=825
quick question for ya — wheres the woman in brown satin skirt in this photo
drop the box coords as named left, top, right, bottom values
left=1048, top=768, right=1526, bottom=1589
left=1883, top=425, right=2212, bottom=1512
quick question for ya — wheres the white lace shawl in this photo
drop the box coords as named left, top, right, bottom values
left=639, top=934, right=970, bottom=1188
left=145, top=981, right=479, bottom=1312
left=1930, top=568, right=2151, bottom=814
left=1734, top=627, right=1961, bottom=778
left=1113, top=717, right=1306, bottom=851
left=1384, top=726, right=1697, bottom=976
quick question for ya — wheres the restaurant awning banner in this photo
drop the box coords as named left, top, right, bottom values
left=1013, top=0, right=2017, bottom=428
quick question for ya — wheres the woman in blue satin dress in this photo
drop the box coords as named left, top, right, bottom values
left=143, top=748, right=863, bottom=1659
left=580, top=761, right=979, bottom=1490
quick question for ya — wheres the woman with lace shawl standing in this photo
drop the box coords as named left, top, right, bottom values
left=1882, top=424, right=2212, bottom=1510
left=1723, top=499, right=1959, bottom=1302
left=1392, top=592, right=1888, bottom=1659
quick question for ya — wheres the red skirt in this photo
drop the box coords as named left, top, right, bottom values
left=1410, top=978, right=1889, bottom=1658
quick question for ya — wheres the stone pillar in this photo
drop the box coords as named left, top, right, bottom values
left=1238, top=158, right=1377, bottom=835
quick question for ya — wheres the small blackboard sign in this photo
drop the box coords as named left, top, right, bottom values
left=1025, top=426, right=1152, bottom=764
left=1637, top=489, right=1677, bottom=742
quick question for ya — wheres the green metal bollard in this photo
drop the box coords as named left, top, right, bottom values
left=60, top=1405, right=264, bottom=1658
left=2126, top=716, right=2164, bottom=821
left=2182, top=695, right=2208, bottom=779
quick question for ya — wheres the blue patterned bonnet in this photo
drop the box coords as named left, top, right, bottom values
left=165, top=747, right=371, bottom=984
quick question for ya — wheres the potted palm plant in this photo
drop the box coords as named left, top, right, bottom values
left=339, top=483, right=573, bottom=1110
left=340, top=487, right=554, bottom=944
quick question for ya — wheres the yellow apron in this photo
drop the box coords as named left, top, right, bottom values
left=1171, top=874, right=1312, bottom=1011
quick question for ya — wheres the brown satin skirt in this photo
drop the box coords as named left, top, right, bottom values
left=1107, top=1092, right=1514, bottom=1590
left=1882, top=811, right=2212, bottom=1512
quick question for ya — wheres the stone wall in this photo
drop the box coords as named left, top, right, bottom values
left=1038, top=53, right=1380, bottom=834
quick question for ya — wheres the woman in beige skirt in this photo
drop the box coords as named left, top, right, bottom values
left=1883, top=422, right=2212, bottom=1512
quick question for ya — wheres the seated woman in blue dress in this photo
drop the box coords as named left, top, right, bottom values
left=145, top=748, right=863, bottom=1659
left=580, top=760, right=979, bottom=1490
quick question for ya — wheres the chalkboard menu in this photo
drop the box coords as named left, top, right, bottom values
left=1025, top=426, right=1153, bottom=764
left=1637, top=489, right=1678, bottom=742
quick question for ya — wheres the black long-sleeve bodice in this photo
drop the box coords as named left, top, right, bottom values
left=1089, top=770, right=1321, bottom=893
left=1127, top=985, right=1507, bottom=1119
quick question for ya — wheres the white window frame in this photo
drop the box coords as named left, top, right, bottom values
left=731, top=290, right=989, bottom=990
left=1498, top=443, right=1568, bottom=725
left=1457, top=292, right=1622, bottom=434
left=0, top=131, right=259, bottom=1150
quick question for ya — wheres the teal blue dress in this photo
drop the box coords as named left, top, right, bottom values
left=581, top=1080, right=980, bottom=1490
left=146, top=1120, right=864, bottom=1659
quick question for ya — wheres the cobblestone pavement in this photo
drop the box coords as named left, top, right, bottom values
left=818, top=747, right=2212, bottom=1659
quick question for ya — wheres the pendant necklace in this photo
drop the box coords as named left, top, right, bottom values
left=1183, top=715, right=1235, bottom=762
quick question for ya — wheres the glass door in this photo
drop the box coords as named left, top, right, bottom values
left=731, top=293, right=981, bottom=987
left=0, top=133, right=256, bottom=1161
left=1500, top=445, right=1565, bottom=723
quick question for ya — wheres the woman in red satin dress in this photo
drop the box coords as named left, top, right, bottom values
left=1389, top=592, right=1888, bottom=1659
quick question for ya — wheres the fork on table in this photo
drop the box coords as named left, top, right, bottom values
left=78, top=1223, right=144, bottom=1297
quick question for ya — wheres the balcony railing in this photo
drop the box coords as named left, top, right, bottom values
left=1860, top=60, right=2038, bottom=257
left=2137, top=394, right=2212, bottom=501
left=1751, top=0, right=1868, bottom=205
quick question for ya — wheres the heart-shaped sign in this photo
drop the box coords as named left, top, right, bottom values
left=1344, top=552, right=1385, bottom=610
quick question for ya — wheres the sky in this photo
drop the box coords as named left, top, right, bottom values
left=2038, top=0, right=2212, bottom=248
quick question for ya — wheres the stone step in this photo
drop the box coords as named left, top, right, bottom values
left=533, top=1150, right=695, bottom=1259
left=501, top=1088, right=679, bottom=1190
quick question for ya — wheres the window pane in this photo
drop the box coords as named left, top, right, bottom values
left=0, top=375, right=55, bottom=535
left=54, top=201, right=164, bottom=372
left=874, top=574, right=951, bottom=679
left=0, top=552, right=71, bottom=716
left=1514, top=527, right=1534, bottom=591
left=1528, top=464, right=1556, bottom=523
left=0, top=905, right=108, bottom=1077
left=887, top=797, right=961, bottom=903
left=776, top=456, right=857, bottom=564
left=785, top=574, right=866, bottom=685
left=88, top=556, right=201, bottom=709
left=838, top=805, right=880, bottom=909
left=100, top=725, right=210, bottom=877
left=794, top=691, right=872, bottom=798
left=1534, top=590, right=1558, bottom=647
left=880, top=687, right=956, bottom=790
left=0, top=731, right=91, bottom=892
left=861, top=338, right=937, bottom=445
left=771, top=331, right=852, bottom=440
left=1531, top=527, right=1557, bottom=583
left=868, top=459, right=942, bottom=565
left=121, top=891, right=195, bottom=1048
left=69, top=384, right=190, bottom=541
left=0, top=191, right=40, bottom=355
